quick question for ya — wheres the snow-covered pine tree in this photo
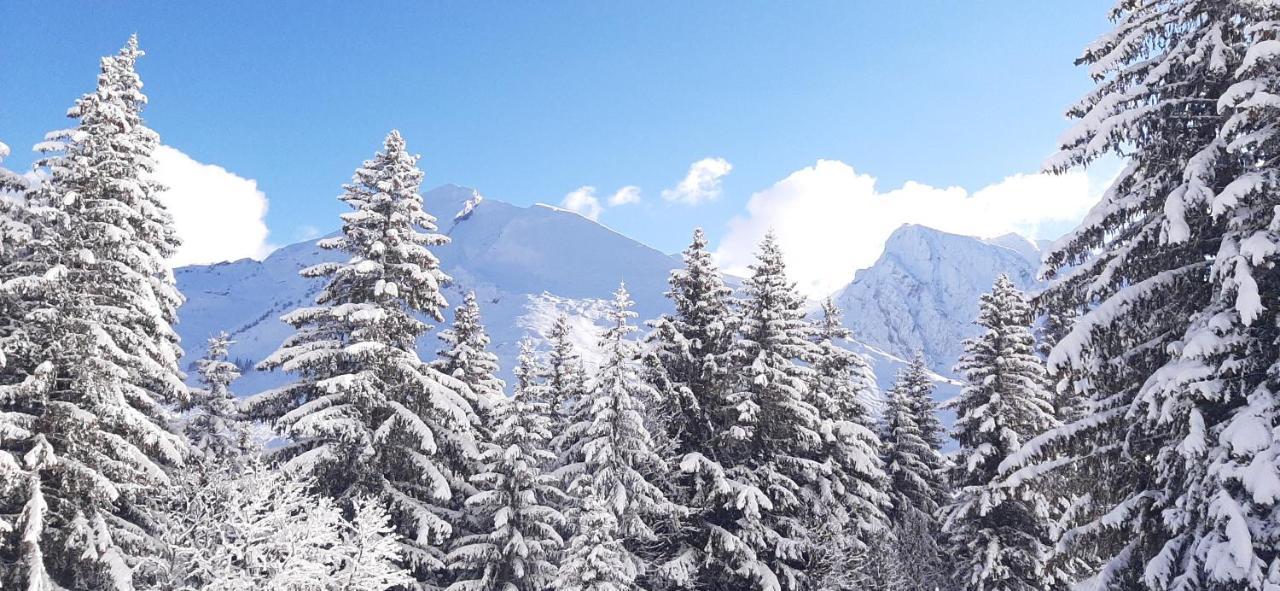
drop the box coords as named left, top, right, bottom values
left=643, top=227, right=735, bottom=456
left=0, top=37, right=189, bottom=591
left=433, top=290, right=506, bottom=433
left=541, top=314, right=588, bottom=437
left=432, top=290, right=507, bottom=550
left=941, top=275, right=1060, bottom=591
left=681, top=232, right=825, bottom=591
left=553, top=488, right=639, bottom=591
left=1005, top=2, right=1280, bottom=589
left=556, top=284, right=675, bottom=570
left=878, top=369, right=946, bottom=591
left=881, top=356, right=947, bottom=521
left=0, top=136, right=33, bottom=369
left=898, top=353, right=945, bottom=456
left=640, top=227, right=737, bottom=587
left=805, top=298, right=891, bottom=569
left=246, top=130, right=478, bottom=584
left=184, top=332, right=252, bottom=462
left=447, top=340, right=565, bottom=591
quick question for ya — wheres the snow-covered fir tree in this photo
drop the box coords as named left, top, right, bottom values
left=0, top=136, right=33, bottom=368
left=878, top=357, right=948, bottom=591
left=805, top=298, right=892, bottom=581
left=556, top=284, right=675, bottom=573
left=184, top=332, right=252, bottom=462
left=433, top=290, right=506, bottom=432
left=640, top=227, right=737, bottom=587
left=447, top=340, right=565, bottom=591
left=541, top=314, right=588, bottom=437
left=1006, top=2, right=1280, bottom=589
left=0, top=37, right=189, bottom=591
left=941, top=275, right=1060, bottom=591
left=680, top=233, right=826, bottom=591
left=881, top=357, right=947, bottom=524
left=553, top=488, right=639, bottom=591
left=643, top=227, right=735, bottom=457
left=163, top=461, right=411, bottom=591
left=246, top=130, right=478, bottom=585
left=432, top=290, right=507, bottom=551
left=798, top=298, right=890, bottom=588
left=899, top=353, right=946, bottom=457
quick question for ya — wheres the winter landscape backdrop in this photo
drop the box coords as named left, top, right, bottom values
left=3, top=1, right=1280, bottom=591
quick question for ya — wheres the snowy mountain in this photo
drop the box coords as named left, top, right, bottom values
left=174, top=185, right=676, bottom=394
left=830, top=224, right=1043, bottom=384
left=173, top=187, right=1044, bottom=411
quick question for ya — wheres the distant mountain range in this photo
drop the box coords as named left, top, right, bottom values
left=173, top=185, right=1044, bottom=414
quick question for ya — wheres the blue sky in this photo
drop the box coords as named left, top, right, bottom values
left=1, top=1, right=1117, bottom=294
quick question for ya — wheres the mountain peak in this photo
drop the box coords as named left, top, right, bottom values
left=834, top=223, right=1041, bottom=376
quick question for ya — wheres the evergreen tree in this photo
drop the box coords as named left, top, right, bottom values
left=643, top=227, right=735, bottom=456
left=553, top=489, right=639, bottom=591
left=641, top=228, right=737, bottom=587
left=246, top=130, right=477, bottom=583
left=942, top=275, right=1060, bottom=591
left=898, top=353, right=945, bottom=456
left=541, top=314, right=588, bottom=436
left=878, top=372, right=946, bottom=591
left=433, top=291, right=507, bottom=549
left=0, top=37, right=189, bottom=590
left=433, top=290, right=506, bottom=429
left=447, top=340, right=565, bottom=591
left=681, top=233, right=825, bottom=591
left=556, top=284, right=674, bottom=572
left=0, top=136, right=34, bottom=371
left=804, top=298, right=891, bottom=570
left=184, top=332, right=252, bottom=462
left=1008, top=2, right=1280, bottom=589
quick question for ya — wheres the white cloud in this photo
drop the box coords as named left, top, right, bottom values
left=662, top=157, right=732, bottom=205
left=607, top=185, right=642, bottom=206
left=715, top=159, right=1108, bottom=299
left=152, top=145, right=274, bottom=267
left=560, top=185, right=642, bottom=220
left=560, top=186, right=604, bottom=221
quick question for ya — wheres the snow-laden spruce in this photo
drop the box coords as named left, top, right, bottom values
left=163, top=461, right=411, bottom=591
left=247, top=130, right=478, bottom=583
left=0, top=135, right=32, bottom=364
left=941, top=275, right=1060, bottom=591
left=803, top=298, right=896, bottom=589
left=681, top=233, right=826, bottom=591
left=434, top=290, right=506, bottom=433
left=540, top=314, right=588, bottom=439
left=639, top=228, right=736, bottom=587
left=0, top=37, right=189, bottom=591
left=555, top=284, right=676, bottom=571
left=806, top=298, right=890, bottom=546
left=878, top=356, right=947, bottom=591
left=432, top=290, right=507, bottom=549
left=1008, top=2, right=1280, bottom=589
left=553, top=488, right=639, bottom=591
left=183, top=332, right=253, bottom=462
left=447, top=340, right=565, bottom=591
left=881, top=355, right=947, bottom=524
left=644, top=228, right=735, bottom=457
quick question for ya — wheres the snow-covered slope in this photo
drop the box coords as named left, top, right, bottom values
left=174, top=185, right=675, bottom=394
left=830, top=224, right=1043, bottom=381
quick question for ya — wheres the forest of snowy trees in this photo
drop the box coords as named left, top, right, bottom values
left=3, top=0, right=1280, bottom=589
